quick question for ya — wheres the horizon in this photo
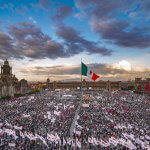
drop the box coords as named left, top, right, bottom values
left=0, top=59, right=149, bottom=82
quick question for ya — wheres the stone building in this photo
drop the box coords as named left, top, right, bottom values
left=0, top=60, right=28, bottom=98
left=134, top=77, right=150, bottom=94
left=120, top=78, right=150, bottom=94
left=19, top=79, right=28, bottom=94
left=46, top=78, right=121, bottom=91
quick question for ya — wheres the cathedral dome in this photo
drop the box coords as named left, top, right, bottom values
left=47, top=78, right=50, bottom=82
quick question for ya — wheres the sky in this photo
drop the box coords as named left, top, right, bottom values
left=0, top=0, right=150, bottom=82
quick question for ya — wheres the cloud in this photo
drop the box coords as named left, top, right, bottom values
left=91, top=19, right=150, bottom=48
left=76, top=0, right=150, bottom=49
left=129, top=12, right=138, bottom=18
left=19, top=62, right=150, bottom=81
left=76, top=0, right=131, bottom=19
left=56, top=25, right=113, bottom=56
left=0, top=32, right=16, bottom=59
left=141, top=0, right=150, bottom=12
left=20, top=65, right=79, bottom=76
left=30, top=0, right=51, bottom=11
left=52, top=5, right=72, bottom=22
left=0, top=22, right=112, bottom=60
left=29, top=17, right=37, bottom=24
left=74, top=11, right=86, bottom=20
left=37, top=0, right=51, bottom=10
left=8, top=22, right=67, bottom=59
left=20, top=63, right=129, bottom=76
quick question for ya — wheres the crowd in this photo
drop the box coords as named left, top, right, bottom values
left=0, top=89, right=149, bottom=150
left=75, top=91, right=150, bottom=149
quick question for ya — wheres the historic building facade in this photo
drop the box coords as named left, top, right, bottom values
left=0, top=60, right=28, bottom=98
left=120, top=78, right=150, bottom=95
left=134, top=77, right=150, bottom=94
left=46, top=78, right=121, bottom=91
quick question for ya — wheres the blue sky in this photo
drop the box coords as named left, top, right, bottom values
left=0, top=0, right=150, bottom=81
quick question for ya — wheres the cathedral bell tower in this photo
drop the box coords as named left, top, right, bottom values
left=0, top=60, right=14, bottom=97
left=1, top=59, right=12, bottom=77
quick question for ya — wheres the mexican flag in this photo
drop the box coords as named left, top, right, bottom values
left=81, top=62, right=100, bottom=81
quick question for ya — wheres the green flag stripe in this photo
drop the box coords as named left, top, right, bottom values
left=81, top=62, right=88, bottom=76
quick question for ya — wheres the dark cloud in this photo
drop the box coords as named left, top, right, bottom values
left=8, top=22, right=66, bottom=59
left=56, top=25, right=113, bottom=56
left=0, top=23, right=66, bottom=60
left=53, top=5, right=72, bottom=22
left=76, top=0, right=150, bottom=49
left=76, top=0, right=131, bottom=19
left=0, top=22, right=112, bottom=60
left=0, top=32, right=16, bottom=59
left=141, top=0, right=150, bottom=12
left=92, top=19, right=150, bottom=48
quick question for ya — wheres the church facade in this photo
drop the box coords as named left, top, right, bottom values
left=0, top=60, right=28, bottom=98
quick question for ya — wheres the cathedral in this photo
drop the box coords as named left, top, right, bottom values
left=0, top=60, right=28, bottom=98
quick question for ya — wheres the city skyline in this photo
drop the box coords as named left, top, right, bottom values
left=0, top=0, right=150, bottom=82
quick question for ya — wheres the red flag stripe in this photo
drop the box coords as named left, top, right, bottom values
left=91, top=73, right=100, bottom=81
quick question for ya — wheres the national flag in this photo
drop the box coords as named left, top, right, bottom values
left=89, top=71, right=100, bottom=81
left=81, top=62, right=100, bottom=81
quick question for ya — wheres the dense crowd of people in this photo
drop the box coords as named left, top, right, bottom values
left=76, top=91, right=150, bottom=149
left=0, top=89, right=150, bottom=149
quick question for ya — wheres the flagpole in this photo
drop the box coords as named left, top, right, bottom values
left=81, top=58, right=82, bottom=93
left=81, top=58, right=83, bottom=103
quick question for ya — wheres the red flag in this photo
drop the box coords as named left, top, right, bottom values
left=91, top=72, right=100, bottom=81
